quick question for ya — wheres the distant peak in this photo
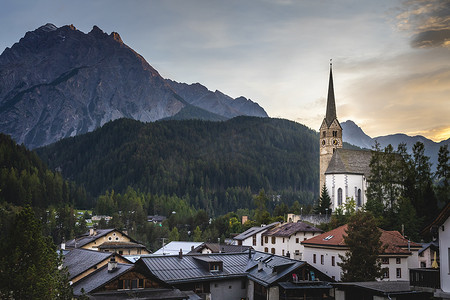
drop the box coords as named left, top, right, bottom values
left=37, top=23, right=58, bottom=32
left=110, top=32, right=123, bottom=44
left=89, top=25, right=107, bottom=38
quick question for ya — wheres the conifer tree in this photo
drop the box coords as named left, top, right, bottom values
left=0, top=206, right=72, bottom=299
left=338, top=210, right=383, bottom=282
left=436, top=145, right=449, bottom=206
left=315, top=184, right=332, bottom=214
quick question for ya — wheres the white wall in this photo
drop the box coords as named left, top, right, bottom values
left=303, top=247, right=343, bottom=281
left=380, top=257, right=410, bottom=281
left=261, top=231, right=319, bottom=260
left=440, top=217, right=450, bottom=293
left=210, top=279, right=247, bottom=300
left=326, top=174, right=367, bottom=211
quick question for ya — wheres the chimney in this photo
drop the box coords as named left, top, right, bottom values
left=258, top=261, right=263, bottom=272
left=89, top=228, right=95, bottom=236
left=178, top=249, right=183, bottom=259
left=191, top=245, right=195, bottom=251
left=61, top=242, right=66, bottom=250
left=242, top=215, right=248, bottom=224
left=108, top=254, right=117, bottom=272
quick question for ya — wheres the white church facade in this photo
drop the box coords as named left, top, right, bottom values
left=319, top=63, right=372, bottom=212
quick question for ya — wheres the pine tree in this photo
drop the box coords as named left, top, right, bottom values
left=0, top=206, right=72, bottom=298
left=338, top=210, right=383, bottom=282
left=435, top=145, right=449, bottom=206
left=315, top=184, right=332, bottom=214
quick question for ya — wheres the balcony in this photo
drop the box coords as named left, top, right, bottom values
left=410, top=268, right=440, bottom=290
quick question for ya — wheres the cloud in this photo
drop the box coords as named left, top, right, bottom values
left=397, top=0, right=450, bottom=48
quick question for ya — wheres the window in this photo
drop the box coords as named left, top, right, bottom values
left=272, top=236, right=276, bottom=244
left=357, top=189, right=362, bottom=207
left=271, top=248, right=275, bottom=254
left=396, top=268, right=401, bottom=278
left=108, top=237, right=112, bottom=240
left=396, top=258, right=401, bottom=264
left=264, top=247, right=268, bottom=253
left=382, top=258, right=389, bottom=264
left=264, top=236, right=268, bottom=244
left=322, top=131, right=326, bottom=137
left=118, top=279, right=131, bottom=290
left=420, top=261, right=426, bottom=268
left=296, top=238, right=299, bottom=243
left=313, top=254, right=316, bottom=264
left=210, top=264, right=219, bottom=272
left=131, top=279, right=137, bottom=289
left=383, top=269, right=389, bottom=279
left=332, top=256, right=335, bottom=266
left=138, top=279, right=144, bottom=288
left=252, top=235, right=256, bottom=246
left=332, top=131, right=337, bottom=137
left=282, top=249, right=285, bottom=256
left=119, top=250, right=123, bottom=255
left=282, top=238, right=285, bottom=243
left=338, top=188, right=343, bottom=206
left=321, top=255, right=324, bottom=265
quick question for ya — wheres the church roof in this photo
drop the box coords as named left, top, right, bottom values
left=325, top=149, right=372, bottom=176
left=325, top=64, right=337, bottom=127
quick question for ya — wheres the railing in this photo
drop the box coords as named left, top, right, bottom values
left=410, top=268, right=440, bottom=289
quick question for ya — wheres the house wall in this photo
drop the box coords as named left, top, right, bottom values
left=268, top=286, right=279, bottom=300
left=209, top=279, right=247, bottom=300
left=261, top=231, right=318, bottom=260
left=247, top=279, right=254, bottom=300
left=326, top=173, right=367, bottom=211
left=101, top=247, right=150, bottom=255
left=380, top=257, right=410, bottom=281
left=303, top=247, right=343, bottom=281
left=82, top=231, right=131, bottom=250
left=439, top=217, right=450, bottom=293
left=418, top=247, right=438, bottom=268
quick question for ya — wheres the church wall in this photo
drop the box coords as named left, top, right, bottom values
left=326, top=173, right=367, bottom=212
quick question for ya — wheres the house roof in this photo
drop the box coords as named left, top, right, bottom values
left=302, top=224, right=421, bottom=254
left=233, top=222, right=280, bottom=241
left=189, top=243, right=252, bottom=254
left=63, top=248, right=114, bottom=280
left=72, top=263, right=133, bottom=296
left=262, top=222, right=323, bottom=238
left=84, top=288, right=191, bottom=300
left=418, top=241, right=439, bottom=255
left=333, top=281, right=422, bottom=296
left=65, top=228, right=142, bottom=249
left=147, top=215, right=167, bottom=222
left=325, top=149, right=372, bottom=176
left=139, top=251, right=317, bottom=287
left=153, top=241, right=203, bottom=255
left=98, top=241, right=148, bottom=249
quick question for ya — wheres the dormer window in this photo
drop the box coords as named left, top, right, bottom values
left=210, top=264, right=220, bottom=272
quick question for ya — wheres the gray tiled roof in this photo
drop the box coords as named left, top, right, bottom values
left=72, top=263, right=133, bottom=296
left=233, top=222, right=280, bottom=241
left=189, top=243, right=252, bottom=254
left=63, top=248, right=112, bottom=280
left=85, top=288, right=191, bottom=299
left=325, top=149, right=372, bottom=176
left=333, top=281, right=413, bottom=294
left=140, top=251, right=306, bottom=287
left=263, top=222, right=323, bottom=237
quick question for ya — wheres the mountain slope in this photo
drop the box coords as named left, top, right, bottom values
left=35, top=117, right=319, bottom=214
left=0, top=24, right=268, bottom=149
left=341, top=120, right=450, bottom=170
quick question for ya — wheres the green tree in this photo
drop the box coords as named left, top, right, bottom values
left=435, top=145, right=449, bottom=206
left=169, top=227, right=180, bottom=242
left=338, top=210, right=383, bottom=282
left=315, top=184, right=332, bottom=214
left=0, top=206, right=72, bottom=299
left=192, top=226, right=202, bottom=242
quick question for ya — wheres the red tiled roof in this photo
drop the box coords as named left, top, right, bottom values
left=302, top=224, right=420, bottom=255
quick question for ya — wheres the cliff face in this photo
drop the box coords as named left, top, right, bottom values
left=0, top=24, right=186, bottom=149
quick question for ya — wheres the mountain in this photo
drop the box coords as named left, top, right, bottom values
left=35, top=117, right=318, bottom=215
left=0, top=24, right=267, bottom=149
left=166, top=79, right=267, bottom=119
left=341, top=120, right=450, bottom=170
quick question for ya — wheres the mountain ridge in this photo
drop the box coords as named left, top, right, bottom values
left=0, top=23, right=267, bottom=149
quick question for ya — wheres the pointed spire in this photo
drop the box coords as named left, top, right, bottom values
left=325, top=60, right=337, bottom=126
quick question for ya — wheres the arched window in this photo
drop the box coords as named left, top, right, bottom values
left=357, top=189, right=362, bottom=207
left=338, top=188, right=343, bottom=206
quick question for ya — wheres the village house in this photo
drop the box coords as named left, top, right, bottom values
left=261, top=221, right=323, bottom=260
left=189, top=242, right=252, bottom=254
left=139, top=250, right=334, bottom=300
left=65, top=228, right=151, bottom=255
left=301, top=224, right=421, bottom=281
left=232, top=222, right=280, bottom=247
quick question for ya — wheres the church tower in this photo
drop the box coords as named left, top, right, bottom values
left=319, top=62, right=342, bottom=191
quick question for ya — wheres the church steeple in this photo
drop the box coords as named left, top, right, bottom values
left=325, top=62, right=336, bottom=126
left=319, top=60, right=342, bottom=193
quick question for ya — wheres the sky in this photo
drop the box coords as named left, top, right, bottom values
left=1, top=0, right=449, bottom=142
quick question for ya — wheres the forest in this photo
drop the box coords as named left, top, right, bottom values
left=35, top=116, right=323, bottom=215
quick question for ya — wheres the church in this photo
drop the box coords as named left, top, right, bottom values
left=319, top=63, right=372, bottom=212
